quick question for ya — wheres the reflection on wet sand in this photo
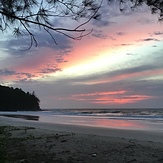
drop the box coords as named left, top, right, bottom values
left=39, top=115, right=147, bottom=130
left=93, top=118, right=145, bottom=129
left=0, top=114, right=39, bottom=121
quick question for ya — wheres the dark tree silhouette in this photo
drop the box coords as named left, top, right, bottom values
left=0, top=0, right=102, bottom=49
left=0, top=0, right=162, bottom=48
left=0, top=85, right=40, bottom=111
left=111, top=0, right=163, bottom=21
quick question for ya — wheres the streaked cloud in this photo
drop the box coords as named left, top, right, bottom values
left=153, top=31, right=163, bottom=35
left=4, top=30, right=73, bottom=56
left=0, top=69, right=16, bottom=76
left=116, top=32, right=126, bottom=36
left=0, top=2, right=163, bottom=108
left=141, top=38, right=160, bottom=42
left=92, top=29, right=107, bottom=39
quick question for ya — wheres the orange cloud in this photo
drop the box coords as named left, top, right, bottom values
left=72, top=91, right=127, bottom=97
left=91, top=95, right=153, bottom=105
left=1, top=48, right=62, bottom=81
left=54, top=90, right=153, bottom=105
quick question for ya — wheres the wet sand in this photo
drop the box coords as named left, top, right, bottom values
left=0, top=116, right=163, bottom=162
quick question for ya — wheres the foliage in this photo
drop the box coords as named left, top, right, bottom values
left=0, top=0, right=162, bottom=48
left=0, top=0, right=102, bottom=49
left=0, top=85, right=40, bottom=111
left=111, top=0, right=163, bottom=20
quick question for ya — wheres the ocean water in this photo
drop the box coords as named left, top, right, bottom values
left=46, top=108, right=163, bottom=121
left=0, top=108, right=163, bottom=131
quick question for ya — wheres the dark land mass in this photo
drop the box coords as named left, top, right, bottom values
left=0, top=85, right=40, bottom=111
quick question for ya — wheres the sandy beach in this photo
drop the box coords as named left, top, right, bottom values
left=0, top=116, right=163, bottom=163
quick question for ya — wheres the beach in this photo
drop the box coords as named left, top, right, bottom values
left=0, top=116, right=163, bottom=163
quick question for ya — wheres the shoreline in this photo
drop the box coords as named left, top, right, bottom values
left=0, top=116, right=163, bottom=143
left=0, top=116, right=163, bottom=162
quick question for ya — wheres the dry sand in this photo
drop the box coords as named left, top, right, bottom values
left=0, top=116, right=163, bottom=163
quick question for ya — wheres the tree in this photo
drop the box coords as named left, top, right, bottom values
left=111, top=0, right=163, bottom=20
left=0, top=0, right=102, bottom=49
left=0, top=85, right=40, bottom=111
left=0, top=0, right=162, bottom=49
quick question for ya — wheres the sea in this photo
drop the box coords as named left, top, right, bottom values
left=0, top=108, right=163, bottom=131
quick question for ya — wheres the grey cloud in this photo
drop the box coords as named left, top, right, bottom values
left=0, top=68, right=35, bottom=81
left=39, top=67, right=61, bottom=74
left=0, top=69, right=16, bottom=76
left=141, top=38, right=160, bottom=42
left=91, top=0, right=118, bottom=28
left=34, top=31, right=73, bottom=51
left=108, top=65, right=162, bottom=77
left=92, top=29, right=107, bottom=39
left=54, top=55, right=68, bottom=63
left=137, top=18, right=153, bottom=24
left=92, top=19, right=114, bottom=28
left=84, top=80, right=163, bottom=107
left=79, top=64, right=162, bottom=83
left=3, top=29, right=73, bottom=57
left=78, top=61, right=161, bottom=85
left=117, top=80, right=163, bottom=108
left=12, top=66, right=163, bottom=108
left=37, top=75, right=163, bottom=108
left=116, top=32, right=126, bottom=36
left=18, top=72, right=35, bottom=79
left=154, top=31, right=163, bottom=35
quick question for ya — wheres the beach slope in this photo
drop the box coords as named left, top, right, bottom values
left=0, top=116, right=163, bottom=163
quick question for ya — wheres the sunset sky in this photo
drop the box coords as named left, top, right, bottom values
left=0, top=1, right=163, bottom=109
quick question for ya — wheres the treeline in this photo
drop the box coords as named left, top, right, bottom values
left=0, top=85, right=41, bottom=111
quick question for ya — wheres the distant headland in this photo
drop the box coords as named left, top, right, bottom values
left=0, top=85, right=41, bottom=111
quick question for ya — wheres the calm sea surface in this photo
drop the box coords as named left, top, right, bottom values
left=0, top=108, right=163, bottom=131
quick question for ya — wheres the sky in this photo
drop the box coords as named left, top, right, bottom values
left=0, top=1, right=163, bottom=109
